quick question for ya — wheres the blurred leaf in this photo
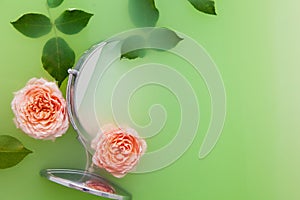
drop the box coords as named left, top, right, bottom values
left=11, top=13, right=52, bottom=38
left=188, top=0, right=217, bottom=15
left=121, top=49, right=146, bottom=60
left=42, top=37, right=75, bottom=86
left=47, top=0, right=64, bottom=8
left=148, top=27, right=183, bottom=50
left=0, top=135, right=32, bottom=169
left=121, top=35, right=147, bottom=59
left=128, top=0, right=159, bottom=27
left=55, top=9, right=93, bottom=34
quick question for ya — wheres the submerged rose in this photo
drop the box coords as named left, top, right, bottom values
left=92, top=125, right=147, bottom=178
left=11, top=78, right=69, bottom=140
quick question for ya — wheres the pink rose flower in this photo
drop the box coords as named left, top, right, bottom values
left=11, top=78, right=69, bottom=140
left=92, top=125, right=147, bottom=178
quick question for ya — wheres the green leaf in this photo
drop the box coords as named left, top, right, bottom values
left=121, top=35, right=147, bottom=59
left=42, top=37, right=75, bottom=86
left=55, top=9, right=93, bottom=35
left=47, top=0, right=64, bottom=8
left=0, top=135, right=32, bottom=169
left=121, top=49, right=146, bottom=60
left=148, top=27, right=183, bottom=50
left=188, top=0, right=217, bottom=15
left=11, top=13, right=52, bottom=38
left=128, top=0, right=159, bottom=27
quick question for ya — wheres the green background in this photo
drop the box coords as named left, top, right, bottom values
left=0, top=0, right=299, bottom=199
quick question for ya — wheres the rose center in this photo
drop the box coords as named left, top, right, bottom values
left=27, top=93, right=59, bottom=120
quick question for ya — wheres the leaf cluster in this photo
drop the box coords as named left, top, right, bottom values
left=123, top=0, right=216, bottom=59
left=129, top=0, right=216, bottom=28
left=11, top=1, right=93, bottom=86
left=121, top=27, right=183, bottom=59
left=10, top=0, right=216, bottom=83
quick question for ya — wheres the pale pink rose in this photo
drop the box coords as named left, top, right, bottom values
left=92, top=125, right=147, bottom=178
left=11, top=78, right=69, bottom=140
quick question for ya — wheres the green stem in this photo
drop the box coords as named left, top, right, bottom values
left=46, top=3, right=58, bottom=38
